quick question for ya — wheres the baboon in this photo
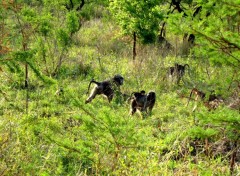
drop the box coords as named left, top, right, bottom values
left=85, top=74, right=124, bottom=104
left=146, top=91, right=156, bottom=114
left=168, top=63, right=189, bottom=84
left=187, top=88, right=223, bottom=110
left=187, top=88, right=206, bottom=106
left=208, top=90, right=223, bottom=102
left=204, top=99, right=224, bottom=110
left=130, top=90, right=147, bottom=115
left=205, top=91, right=224, bottom=110
left=187, top=88, right=206, bottom=112
left=130, top=90, right=156, bottom=115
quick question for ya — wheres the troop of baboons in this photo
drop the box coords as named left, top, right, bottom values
left=84, top=63, right=226, bottom=116
left=187, top=88, right=224, bottom=111
left=85, top=74, right=156, bottom=116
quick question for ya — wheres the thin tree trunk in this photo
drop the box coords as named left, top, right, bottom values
left=230, top=140, right=237, bottom=175
left=52, top=48, right=66, bottom=76
left=25, top=63, right=28, bottom=88
left=133, top=32, right=136, bottom=60
left=14, top=10, right=29, bottom=114
left=23, top=43, right=29, bottom=114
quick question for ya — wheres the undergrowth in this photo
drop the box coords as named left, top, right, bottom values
left=0, top=11, right=239, bottom=176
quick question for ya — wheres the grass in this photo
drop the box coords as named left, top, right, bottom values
left=0, top=14, right=239, bottom=176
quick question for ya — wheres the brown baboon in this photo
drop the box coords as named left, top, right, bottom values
left=85, top=74, right=124, bottom=104
left=130, top=90, right=156, bottom=115
left=187, top=88, right=206, bottom=106
left=205, top=91, right=224, bottom=110
left=168, top=63, right=189, bottom=84
left=187, top=88, right=223, bottom=110
left=204, top=99, right=224, bottom=110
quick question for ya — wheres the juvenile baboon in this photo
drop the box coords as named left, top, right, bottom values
left=168, top=63, right=189, bottom=84
left=205, top=91, right=224, bottom=110
left=187, top=88, right=206, bottom=106
left=204, top=98, right=224, bottom=110
left=130, top=90, right=156, bottom=115
left=85, top=74, right=124, bottom=104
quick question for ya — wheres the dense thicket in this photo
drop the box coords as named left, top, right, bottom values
left=0, top=0, right=239, bottom=175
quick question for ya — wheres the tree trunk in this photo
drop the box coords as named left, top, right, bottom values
left=133, top=32, right=136, bottom=60
left=25, top=62, right=29, bottom=114
left=25, top=63, right=28, bottom=88
left=230, top=140, right=237, bottom=175
left=22, top=41, right=29, bottom=114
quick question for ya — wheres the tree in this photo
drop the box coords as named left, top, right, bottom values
left=34, top=0, right=82, bottom=77
left=167, top=0, right=240, bottom=66
left=109, top=0, right=163, bottom=60
left=0, top=0, right=84, bottom=113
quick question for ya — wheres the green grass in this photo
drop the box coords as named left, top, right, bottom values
left=0, top=14, right=239, bottom=176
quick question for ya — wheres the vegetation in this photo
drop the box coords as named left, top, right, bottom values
left=0, top=0, right=239, bottom=175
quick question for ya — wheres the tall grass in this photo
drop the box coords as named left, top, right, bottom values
left=0, top=11, right=239, bottom=176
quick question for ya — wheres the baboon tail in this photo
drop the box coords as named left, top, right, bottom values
left=86, top=79, right=99, bottom=94
left=184, top=64, right=190, bottom=69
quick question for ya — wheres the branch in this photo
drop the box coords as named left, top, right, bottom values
left=65, top=0, right=74, bottom=11
left=69, top=0, right=74, bottom=9
left=0, top=58, right=14, bottom=62
left=193, top=29, right=240, bottom=63
left=45, top=135, right=94, bottom=164
left=220, top=37, right=240, bottom=50
left=222, top=2, right=240, bottom=9
left=76, top=0, right=85, bottom=11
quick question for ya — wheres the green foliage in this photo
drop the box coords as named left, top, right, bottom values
left=38, top=14, right=54, bottom=36
left=188, top=126, right=218, bottom=140
left=167, top=0, right=240, bottom=66
left=21, top=6, right=37, bottom=22
left=109, top=0, right=163, bottom=44
left=56, top=28, right=71, bottom=47
left=196, top=108, right=240, bottom=140
left=11, top=50, right=55, bottom=84
left=12, top=50, right=35, bottom=63
left=66, top=11, right=79, bottom=34
left=1, top=1, right=240, bottom=175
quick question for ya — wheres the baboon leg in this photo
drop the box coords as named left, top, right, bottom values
left=142, top=103, right=147, bottom=114
left=176, top=76, right=181, bottom=85
left=85, top=87, right=100, bottom=104
left=130, top=101, right=137, bottom=115
left=148, top=106, right=153, bottom=115
left=131, top=107, right=137, bottom=115
left=107, top=93, right=114, bottom=103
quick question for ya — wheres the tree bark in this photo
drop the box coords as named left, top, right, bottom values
left=230, top=140, right=238, bottom=175
left=133, top=32, right=136, bottom=60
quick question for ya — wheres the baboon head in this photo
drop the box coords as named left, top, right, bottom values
left=112, top=74, right=124, bottom=86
